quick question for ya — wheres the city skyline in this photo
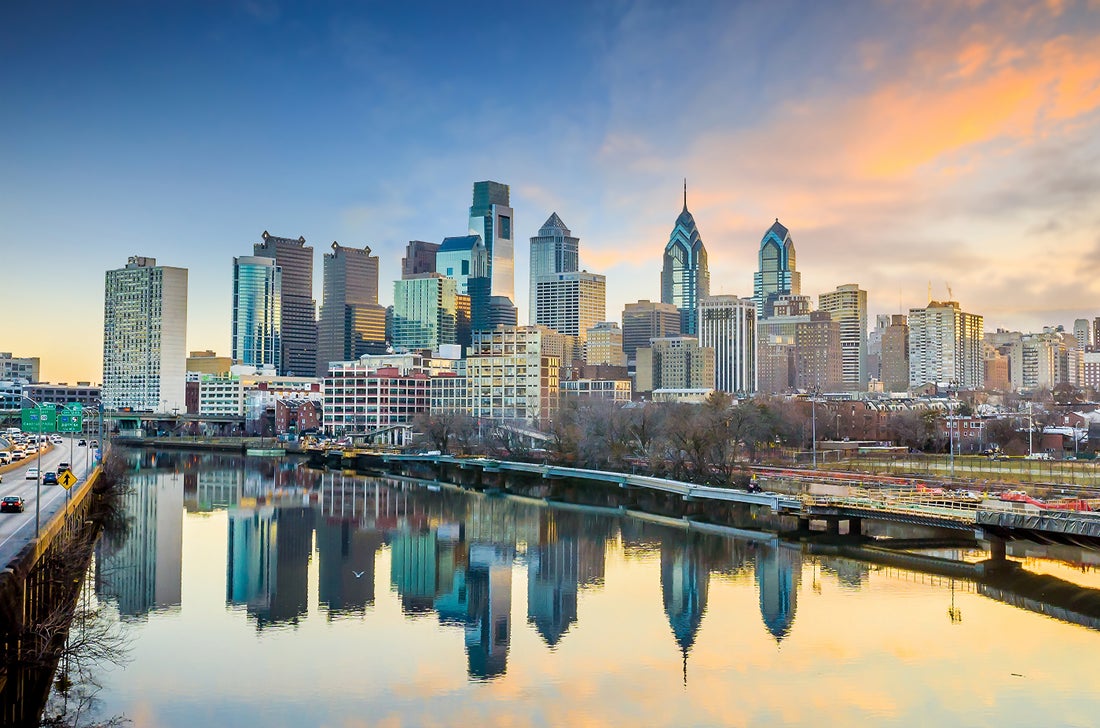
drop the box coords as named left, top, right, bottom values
left=4, top=1, right=1100, bottom=382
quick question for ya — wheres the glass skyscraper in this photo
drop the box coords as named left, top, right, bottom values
left=231, top=256, right=282, bottom=370
left=753, top=220, right=801, bottom=319
left=468, top=181, right=514, bottom=304
left=660, top=183, right=710, bottom=335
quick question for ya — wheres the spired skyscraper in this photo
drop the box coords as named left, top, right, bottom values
left=529, top=212, right=579, bottom=324
left=661, top=183, right=710, bottom=335
left=469, top=181, right=515, bottom=305
left=753, top=219, right=801, bottom=319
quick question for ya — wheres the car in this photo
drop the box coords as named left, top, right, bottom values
left=78, top=439, right=87, bottom=447
left=0, top=452, right=11, bottom=465
left=26, top=467, right=39, bottom=480
left=90, top=440, right=99, bottom=448
left=1, top=496, right=24, bottom=513
left=58, top=461, right=70, bottom=472
left=43, top=471, right=58, bottom=485
left=50, top=436, right=63, bottom=445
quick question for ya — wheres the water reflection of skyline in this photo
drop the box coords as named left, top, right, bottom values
left=96, top=457, right=1100, bottom=683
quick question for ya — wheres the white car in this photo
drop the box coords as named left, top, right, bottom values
left=26, top=467, right=39, bottom=480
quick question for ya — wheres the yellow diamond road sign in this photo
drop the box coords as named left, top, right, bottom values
left=58, top=469, right=78, bottom=490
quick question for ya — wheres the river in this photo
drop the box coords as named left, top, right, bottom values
left=39, top=451, right=1100, bottom=726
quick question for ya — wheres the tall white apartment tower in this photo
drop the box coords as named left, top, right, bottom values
left=534, top=271, right=606, bottom=360
left=908, top=300, right=984, bottom=390
left=698, top=295, right=756, bottom=394
left=102, top=256, right=188, bottom=412
left=818, top=284, right=868, bottom=390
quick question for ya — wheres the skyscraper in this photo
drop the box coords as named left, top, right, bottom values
left=908, top=300, right=984, bottom=389
left=622, top=300, right=681, bottom=363
left=102, top=256, right=188, bottom=412
left=534, top=271, right=606, bottom=360
left=253, top=232, right=316, bottom=377
left=436, top=234, right=487, bottom=295
left=529, top=212, right=579, bottom=324
left=661, top=183, right=710, bottom=335
left=469, top=181, right=514, bottom=303
left=231, top=256, right=282, bottom=370
left=402, top=240, right=440, bottom=278
left=818, top=284, right=868, bottom=390
left=698, top=295, right=756, bottom=394
left=753, top=220, right=801, bottom=319
left=392, top=273, right=458, bottom=351
left=317, top=243, right=384, bottom=373
left=881, top=314, right=910, bottom=392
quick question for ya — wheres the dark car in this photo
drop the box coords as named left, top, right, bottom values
left=43, top=471, right=59, bottom=485
left=1, top=496, right=25, bottom=513
left=78, top=439, right=87, bottom=447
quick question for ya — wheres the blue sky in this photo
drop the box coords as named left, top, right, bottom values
left=4, top=0, right=1100, bottom=382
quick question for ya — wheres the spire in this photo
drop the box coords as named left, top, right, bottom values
left=683, top=179, right=688, bottom=212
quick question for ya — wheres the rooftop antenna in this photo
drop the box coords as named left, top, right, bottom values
left=927, top=280, right=932, bottom=305
left=946, top=282, right=953, bottom=301
left=683, top=178, right=688, bottom=211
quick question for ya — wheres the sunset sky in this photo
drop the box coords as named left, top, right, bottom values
left=4, top=0, right=1100, bottom=383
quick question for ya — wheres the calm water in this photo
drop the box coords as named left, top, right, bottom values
left=54, top=452, right=1100, bottom=727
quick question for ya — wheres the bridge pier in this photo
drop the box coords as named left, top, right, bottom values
left=989, top=536, right=1007, bottom=562
left=848, top=517, right=862, bottom=538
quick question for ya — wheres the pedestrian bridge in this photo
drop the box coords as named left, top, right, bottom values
left=342, top=453, right=1100, bottom=546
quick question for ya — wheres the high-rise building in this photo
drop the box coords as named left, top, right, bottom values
left=467, top=326, right=560, bottom=426
left=908, top=300, right=984, bottom=390
left=436, top=235, right=487, bottom=295
left=231, top=256, right=282, bottom=371
left=622, top=300, right=681, bottom=363
left=753, top=219, right=801, bottom=319
left=317, top=243, right=384, bottom=374
left=660, top=183, right=710, bottom=335
left=469, top=181, right=514, bottom=303
left=867, top=314, right=891, bottom=382
left=0, top=352, right=40, bottom=383
left=880, top=314, right=909, bottom=392
left=585, top=322, right=627, bottom=367
left=534, top=271, right=606, bottom=359
left=818, top=284, right=868, bottom=390
left=253, top=232, right=316, bottom=377
left=698, top=296, right=756, bottom=395
left=1074, top=318, right=1091, bottom=351
left=402, top=240, right=440, bottom=278
left=529, top=213, right=579, bottom=324
left=757, top=299, right=841, bottom=394
left=392, top=273, right=458, bottom=351
left=102, top=256, right=188, bottom=412
left=635, top=336, right=716, bottom=395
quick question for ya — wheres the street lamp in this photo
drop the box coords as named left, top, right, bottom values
left=20, top=394, right=50, bottom=539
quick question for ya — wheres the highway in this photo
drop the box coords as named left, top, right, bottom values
left=0, top=436, right=96, bottom=568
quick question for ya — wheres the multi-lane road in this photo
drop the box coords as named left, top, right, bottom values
left=0, top=436, right=96, bottom=568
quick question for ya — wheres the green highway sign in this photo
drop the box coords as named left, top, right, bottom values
left=21, top=405, right=56, bottom=433
left=58, top=403, right=83, bottom=433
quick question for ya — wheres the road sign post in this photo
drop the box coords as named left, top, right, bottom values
left=21, top=404, right=56, bottom=539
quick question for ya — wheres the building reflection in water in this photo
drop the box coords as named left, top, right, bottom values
left=754, top=541, right=801, bottom=643
left=661, top=536, right=711, bottom=683
left=95, top=471, right=183, bottom=620
left=527, top=511, right=609, bottom=647
left=227, top=500, right=314, bottom=628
